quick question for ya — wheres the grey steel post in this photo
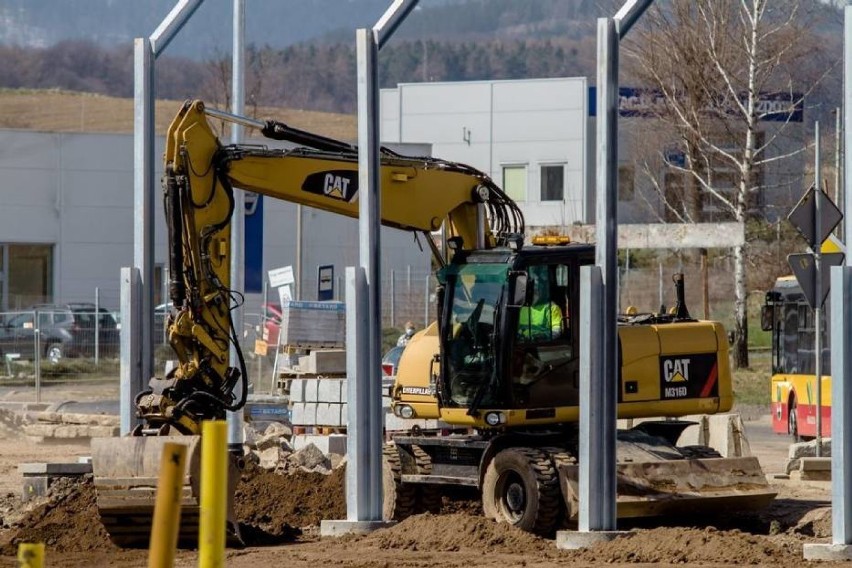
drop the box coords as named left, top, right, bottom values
left=832, top=266, right=852, bottom=543
left=345, top=266, right=374, bottom=519
left=833, top=2, right=852, bottom=545
left=345, top=0, right=420, bottom=523
left=578, top=1, right=654, bottom=534
left=227, top=0, right=246, bottom=454
left=133, top=37, right=155, bottom=406
left=296, top=205, right=303, bottom=300
left=579, top=264, right=606, bottom=530
left=94, top=286, right=100, bottom=365
left=577, top=16, right=620, bottom=533
left=34, top=311, right=41, bottom=404
left=120, top=267, right=142, bottom=435
left=815, top=121, right=823, bottom=455
left=390, top=269, right=396, bottom=326
left=130, top=0, right=204, bottom=433
left=355, top=27, right=384, bottom=520
left=837, top=108, right=843, bottom=218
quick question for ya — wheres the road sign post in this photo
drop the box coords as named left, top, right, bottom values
left=788, top=174, right=844, bottom=454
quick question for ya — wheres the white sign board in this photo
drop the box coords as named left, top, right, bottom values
left=278, top=284, right=293, bottom=307
left=268, top=266, right=295, bottom=288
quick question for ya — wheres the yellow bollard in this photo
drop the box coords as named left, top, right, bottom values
left=148, top=442, right=188, bottom=568
left=199, top=420, right=227, bottom=568
left=17, top=542, right=44, bottom=568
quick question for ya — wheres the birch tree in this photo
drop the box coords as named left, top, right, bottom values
left=624, top=0, right=819, bottom=368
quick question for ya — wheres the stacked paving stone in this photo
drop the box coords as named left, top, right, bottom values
left=289, top=373, right=447, bottom=452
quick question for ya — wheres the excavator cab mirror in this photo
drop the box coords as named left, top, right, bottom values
left=760, top=305, right=774, bottom=332
left=509, top=272, right=531, bottom=307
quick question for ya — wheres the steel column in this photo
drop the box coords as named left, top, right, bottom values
left=133, top=37, right=155, bottom=412
left=120, top=267, right=141, bottom=435
left=227, top=0, right=246, bottom=453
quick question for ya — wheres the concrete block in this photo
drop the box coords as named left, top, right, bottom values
left=320, top=519, right=396, bottom=537
left=316, top=403, right=343, bottom=427
left=703, top=413, right=750, bottom=458
left=341, top=380, right=348, bottom=403
left=293, top=433, right=347, bottom=455
left=804, top=543, right=852, bottom=561
left=304, top=379, right=319, bottom=403
left=798, top=457, right=831, bottom=481
left=318, top=379, right=343, bottom=403
left=290, top=378, right=306, bottom=403
left=556, top=530, right=630, bottom=550
left=298, top=349, right=346, bottom=374
left=290, top=403, right=317, bottom=426
left=385, top=413, right=433, bottom=432
left=21, top=424, right=119, bottom=439
left=327, top=434, right=347, bottom=455
left=19, top=463, right=92, bottom=475
left=789, top=438, right=832, bottom=459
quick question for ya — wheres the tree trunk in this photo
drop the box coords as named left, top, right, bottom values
left=733, top=243, right=749, bottom=368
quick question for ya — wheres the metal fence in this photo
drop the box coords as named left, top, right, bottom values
left=0, top=253, right=752, bottom=403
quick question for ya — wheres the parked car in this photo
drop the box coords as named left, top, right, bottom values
left=0, top=303, right=119, bottom=363
left=382, top=345, right=406, bottom=376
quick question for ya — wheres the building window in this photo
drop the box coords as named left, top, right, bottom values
left=7, top=244, right=53, bottom=309
left=540, top=164, right=564, bottom=201
left=618, top=165, right=635, bottom=202
left=502, top=165, right=528, bottom=202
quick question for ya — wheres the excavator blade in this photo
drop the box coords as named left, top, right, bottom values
left=558, top=455, right=776, bottom=521
left=91, top=436, right=242, bottom=548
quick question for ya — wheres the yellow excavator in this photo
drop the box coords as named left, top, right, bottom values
left=91, top=100, right=774, bottom=545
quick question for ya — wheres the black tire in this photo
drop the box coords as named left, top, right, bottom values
left=541, top=446, right=574, bottom=527
left=382, top=443, right=418, bottom=521
left=481, top=447, right=561, bottom=535
left=412, top=445, right=442, bottom=514
left=788, top=396, right=801, bottom=442
left=45, top=343, right=63, bottom=364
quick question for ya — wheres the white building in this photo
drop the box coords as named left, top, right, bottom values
left=381, top=77, right=594, bottom=231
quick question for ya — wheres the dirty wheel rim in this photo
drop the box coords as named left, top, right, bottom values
left=497, top=471, right=526, bottom=523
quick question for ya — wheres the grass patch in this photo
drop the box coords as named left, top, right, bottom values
left=731, top=350, right=771, bottom=407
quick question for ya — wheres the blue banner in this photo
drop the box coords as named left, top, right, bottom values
left=588, top=86, right=803, bottom=123
left=244, top=194, right=264, bottom=293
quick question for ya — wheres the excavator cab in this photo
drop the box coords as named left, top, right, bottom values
left=436, top=245, right=592, bottom=418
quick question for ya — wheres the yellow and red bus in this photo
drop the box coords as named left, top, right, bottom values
left=762, top=276, right=830, bottom=440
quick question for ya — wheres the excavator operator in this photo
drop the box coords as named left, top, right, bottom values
left=517, top=266, right=563, bottom=342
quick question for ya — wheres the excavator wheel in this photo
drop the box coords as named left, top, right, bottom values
left=412, top=445, right=442, bottom=514
left=481, top=447, right=561, bottom=536
left=382, top=443, right=418, bottom=521
left=542, top=446, right=575, bottom=527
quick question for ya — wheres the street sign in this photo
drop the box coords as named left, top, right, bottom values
left=788, top=252, right=845, bottom=308
left=317, top=265, right=334, bottom=301
left=268, top=266, right=295, bottom=289
left=788, top=185, right=843, bottom=249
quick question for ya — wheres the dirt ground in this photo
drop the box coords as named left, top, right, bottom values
left=0, top=412, right=843, bottom=568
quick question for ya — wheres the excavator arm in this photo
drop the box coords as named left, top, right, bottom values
left=143, top=99, right=523, bottom=435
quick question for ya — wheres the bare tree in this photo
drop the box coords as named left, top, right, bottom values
left=624, top=0, right=823, bottom=368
